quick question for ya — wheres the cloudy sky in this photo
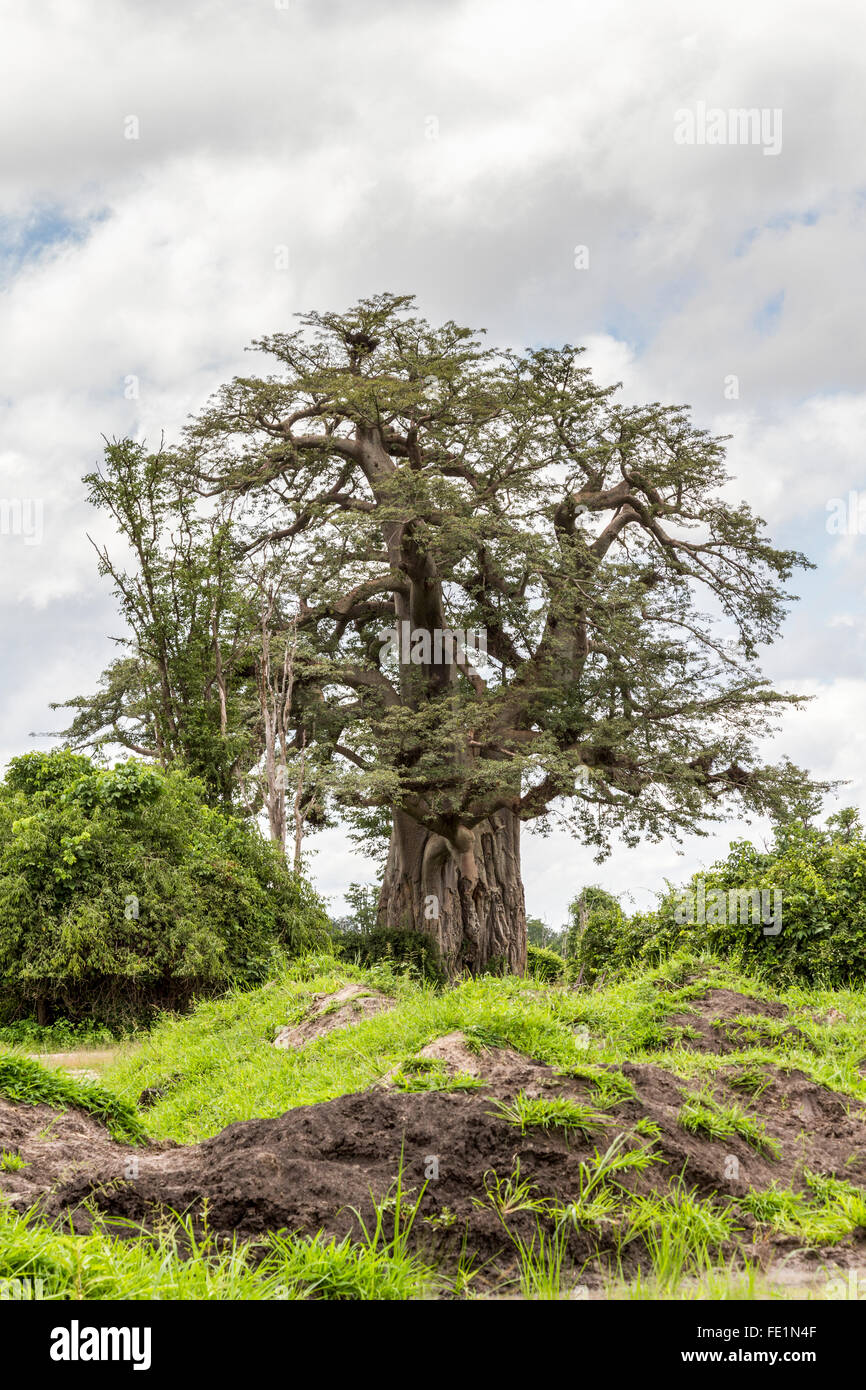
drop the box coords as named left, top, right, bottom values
left=1, top=0, right=864, bottom=927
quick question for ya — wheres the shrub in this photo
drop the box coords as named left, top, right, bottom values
left=563, top=810, right=866, bottom=988
left=526, top=944, right=565, bottom=982
left=332, top=925, right=447, bottom=983
left=527, top=917, right=566, bottom=952
left=564, top=886, right=655, bottom=984
left=661, top=811, right=866, bottom=985
left=0, top=751, right=331, bottom=1026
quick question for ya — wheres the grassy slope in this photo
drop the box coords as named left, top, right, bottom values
left=101, top=951, right=866, bottom=1145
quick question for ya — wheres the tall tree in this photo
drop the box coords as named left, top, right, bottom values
left=170, top=292, right=824, bottom=977
left=53, top=440, right=260, bottom=810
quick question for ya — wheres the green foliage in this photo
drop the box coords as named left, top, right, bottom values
left=331, top=882, right=380, bottom=936
left=333, top=923, right=447, bottom=983
left=390, top=1061, right=483, bottom=1093
left=0, top=1204, right=437, bottom=1301
left=589, top=1069, right=638, bottom=1108
left=682, top=813, right=866, bottom=985
left=51, top=297, right=830, bottom=970
left=54, top=441, right=264, bottom=811
left=565, top=885, right=645, bottom=983
left=527, top=917, right=565, bottom=951
left=505, top=1218, right=571, bottom=1300
left=740, top=1172, right=866, bottom=1246
left=0, top=751, right=330, bottom=1026
left=526, top=944, right=565, bottom=982
left=121, top=295, right=824, bottom=884
left=564, top=810, right=866, bottom=988
left=101, top=945, right=866, bottom=1149
left=331, top=882, right=448, bottom=979
left=0, top=1017, right=118, bottom=1049
left=0, top=1054, right=145, bottom=1144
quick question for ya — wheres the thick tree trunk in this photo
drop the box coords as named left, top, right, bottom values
left=378, top=809, right=527, bottom=977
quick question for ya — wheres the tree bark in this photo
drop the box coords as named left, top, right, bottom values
left=378, top=808, right=527, bottom=977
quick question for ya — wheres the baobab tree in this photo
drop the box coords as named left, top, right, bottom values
left=171, top=293, right=819, bottom=977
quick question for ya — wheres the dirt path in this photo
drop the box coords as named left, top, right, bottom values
left=24, top=1049, right=121, bottom=1080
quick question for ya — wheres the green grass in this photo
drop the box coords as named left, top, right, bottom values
left=0, top=1144, right=439, bottom=1301
left=0, top=1200, right=438, bottom=1301
left=0, top=1053, right=145, bottom=1144
left=589, top=1070, right=638, bottom=1109
left=555, top=1131, right=665, bottom=1236
left=102, top=956, right=632, bottom=1143
left=727, top=1065, right=773, bottom=1099
left=608, top=1254, right=775, bottom=1301
left=740, top=1172, right=866, bottom=1245
left=390, top=1059, right=484, bottom=1093
left=476, top=1160, right=553, bottom=1221
left=678, top=1092, right=782, bottom=1159
left=480, top=1140, right=734, bottom=1298
left=488, top=1092, right=607, bottom=1139
left=624, top=1185, right=740, bottom=1287
left=507, top=1218, right=571, bottom=1299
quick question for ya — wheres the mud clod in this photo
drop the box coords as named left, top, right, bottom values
left=272, top=983, right=394, bottom=1049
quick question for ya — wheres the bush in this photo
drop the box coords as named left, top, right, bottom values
left=654, top=811, right=866, bottom=986
left=527, top=916, right=566, bottom=952
left=565, top=886, right=644, bottom=984
left=526, top=944, right=565, bottom=982
left=0, top=751, right=331, bottom=1026
left=331, top=881, right=448, bottom=981
left=563, top=811, right=866, bottom=988
left=332, top=925, right=447, bottom=983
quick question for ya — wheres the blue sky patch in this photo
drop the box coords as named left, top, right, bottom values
left=0, top=205, right=107, bottom=281
left=753, top=289, right=784, bottom=334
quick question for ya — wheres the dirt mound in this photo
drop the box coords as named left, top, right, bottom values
left=664, top=987, right=812, bottom=1053
left=416, top=1031, right=483, bottom=1075
left=379, top=1032, right=555, bottom=1093
left=272, top=983, right=394, bottom=1049
left=0, top=1097, right=175, bottom=1209
left=4, top=1042, right=866, bottom=1279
